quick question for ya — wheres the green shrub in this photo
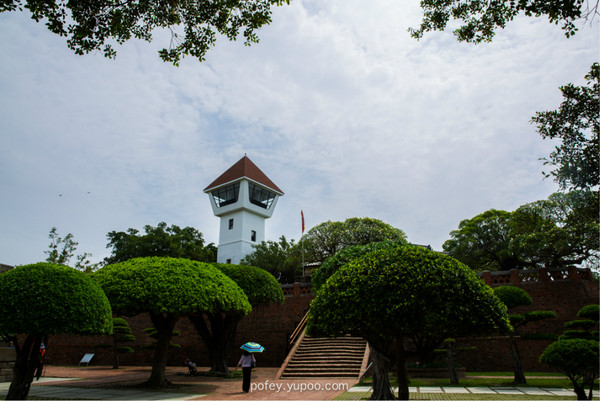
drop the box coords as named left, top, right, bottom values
left=493, top=286, right=532, bottom=309
left=521, top=333, right=559, bottom=341
left=578, top=305, right=600, bottom=320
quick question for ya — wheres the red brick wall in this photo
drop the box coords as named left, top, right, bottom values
left=45, top=271, right=597, bottom=372
left=45, top=283, right=314, bottom=368
left=455, top=268, right=598, bottom=371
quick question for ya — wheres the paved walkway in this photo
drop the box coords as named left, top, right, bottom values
left=0, top=366, right=579, bottom=400
left=346, top=385, right=575, bottom=397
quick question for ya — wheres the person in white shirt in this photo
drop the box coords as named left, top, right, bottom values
left=236, top=350, right=256, bottom=393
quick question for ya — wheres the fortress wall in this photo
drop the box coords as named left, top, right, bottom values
left=44, top=270, right=597, bottom=372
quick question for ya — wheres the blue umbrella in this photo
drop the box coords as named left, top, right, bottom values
left=240, top=342, right=265, bottom=353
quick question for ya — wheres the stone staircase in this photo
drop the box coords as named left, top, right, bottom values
left=278, top=334, right=368, bottom=378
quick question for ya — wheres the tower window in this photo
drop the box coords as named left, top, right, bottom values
left=248, top=183, right=276, bottom=209
left=226, top=259, right=232, bottom=264
left=229, top=218, right=234, bottom=230
left=211, top=183, right=240, bottom=207
left=251, top=230, right=256, bottom=242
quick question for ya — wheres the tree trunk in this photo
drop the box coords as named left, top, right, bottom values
left=369, top=344, right=395, bottom=400
left=508, top=333, right=526, bottom=384
left=6, top=335, right=42, bottom=400
left=446, top=343, right=459, bottom=385
left=395, top=337, right=410, bottom=401
left=573, top=382, right=590, bottom=400
left=219, top=314, right=240, bottom=373
left=143, top=313, right=178, bottom=388
left=112, top=334, right=119, bottom=369
left=189, top=313, right=241, bottom=377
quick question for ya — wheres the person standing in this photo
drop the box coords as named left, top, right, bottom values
left=236, top=350, right=256, bottom=393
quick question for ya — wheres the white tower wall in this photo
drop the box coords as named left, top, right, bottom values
left=217, top=209, right=266, bottom=264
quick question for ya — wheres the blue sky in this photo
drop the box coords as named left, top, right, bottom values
left=1, top=0, right=598, bottom=266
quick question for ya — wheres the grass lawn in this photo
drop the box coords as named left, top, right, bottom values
left=336, top=392, right=591, bottom=400
left=358, top=372, right=599, bottom=389
left=339, top=372, right=600, bottom=400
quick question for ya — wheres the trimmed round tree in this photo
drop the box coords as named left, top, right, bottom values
left=311, top=240, right=406, bottom=400
left=307, top=244, right=510, bottom=400
left=540, top=339, right=599, bottom=400
left=493, top=285, right=556, bottom=384
left=312, top=240, right=406, bottom=292
left=93, top=257, right=251, bottom=388
left=0, top=263, right=112, bottom=400
left=562, top=304, right=599, bottom=341
left=189, top=263, right=284, bottom=376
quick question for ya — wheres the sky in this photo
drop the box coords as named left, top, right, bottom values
left=0, top=0, right=598, bottom=266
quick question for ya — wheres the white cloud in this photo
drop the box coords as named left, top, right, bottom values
left=0, top=0, right=597, bottom=265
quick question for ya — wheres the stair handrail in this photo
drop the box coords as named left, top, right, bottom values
left=288, top=309, right=310, bottom=346
left=358, top=362, right=373, bottom=384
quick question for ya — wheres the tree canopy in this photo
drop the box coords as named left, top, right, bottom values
left=409, top=0, right=594, bottom=43
left=312, top=240, right=405, bottom=292
left=443, top=191, right=599, bottom=271
left=0, top=263, right=112, bottom=399
left=45, top=227, right=98, bottom=272
left=104, top=222, right=217, bottom=265
left=214, top=263, right=284, bottom=306
left=1, top=0, right=290, bottom=65
left=307, top=244, right=509, bottom=399
left=299, top=217, right=407, bottom=265
left=531, top=63, right=599, bottom=191
left=240, top=235, right=299, bottom=283
left=190, top=263, right=284, bottom=375
left=93, top=257, right=250, bottom=387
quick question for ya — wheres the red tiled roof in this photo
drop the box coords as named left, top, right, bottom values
left=204, top=156, right=284, bottom=194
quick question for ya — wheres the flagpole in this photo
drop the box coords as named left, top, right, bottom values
left=301, top=210, right=305, bottom=277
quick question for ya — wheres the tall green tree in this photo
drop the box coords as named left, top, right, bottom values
left=493, top=286, right=556, bottom=384
left=1, top=0, right=290, bottom=65
left=443, top=209, right=518, bottom=271
left=93, top=257, right=251, bottom=388
left=240, top=236, right=299, bottom=283
left=189, top=263, right=284, bottom=376
left=443, top=191, right=599, bottom=271
left=104, top=222, right=216, bottom=265
left=0, top=263, right=112, bottom=400
left=45, top=227, right=98, bottom=272
left=531, top=63, right=599, bottom=191
left=510, top=191, right=599, bottom=269
left=308, top=244, right=510, bottom=400
left=299, top=217, right=407, bottom=265
left=409, top=0, right=594, bottom=43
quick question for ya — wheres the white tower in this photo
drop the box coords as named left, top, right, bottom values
left=204, top=156, right=284, bottom=264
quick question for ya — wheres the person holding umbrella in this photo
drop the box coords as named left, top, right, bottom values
left=236, top=342, right=263, bottom=393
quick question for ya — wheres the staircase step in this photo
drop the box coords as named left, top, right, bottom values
left=280, top=333, right=368, bottom=378
left=292, top=354, right=362, bottom=362
left=281, top=371, right=360, bottom=378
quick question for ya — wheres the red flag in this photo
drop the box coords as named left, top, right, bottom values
left=301, top=210, right=305, bottom=234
